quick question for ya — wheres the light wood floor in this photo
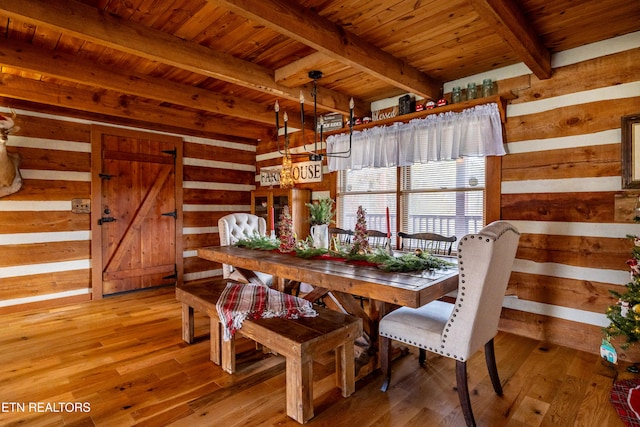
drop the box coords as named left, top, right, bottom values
left=0, top=286, right=630, bottom=426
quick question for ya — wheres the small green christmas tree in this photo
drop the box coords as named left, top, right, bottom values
left=278, top=205, right=296, bottom=252
left=604, top=234, right=640, bottom=348
left=350, top=205, right=370, bottom=255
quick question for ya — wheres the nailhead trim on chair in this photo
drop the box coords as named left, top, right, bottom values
left=382, top=224, right=520, bottom=363
left=440, top=234, right=475, bottom=361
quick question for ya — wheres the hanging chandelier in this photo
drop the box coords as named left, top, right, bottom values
left=274, top=71, right=354, bottom=162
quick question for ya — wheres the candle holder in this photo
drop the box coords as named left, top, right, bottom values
left=274, top=70, right=354, bottom=162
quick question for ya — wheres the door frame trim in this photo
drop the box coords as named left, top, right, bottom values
left=90, top=125, right=183, bottom=299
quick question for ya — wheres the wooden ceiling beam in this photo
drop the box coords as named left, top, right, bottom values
left=0, top=73, right=270, bottom=141
left=468, top=0, right=552, bottom=79
left=0, top=38, right=304, bottom=130
left=215, top=0, right=443, bottom=100
left=275, top=52, right=350, bottom=88
left=0, top=0, right=365, bottom=116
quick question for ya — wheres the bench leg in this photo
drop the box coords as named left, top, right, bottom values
left=335, top=341, right=356, bottom=397
left=286, top=356, right=314, bottom=424
left=221, top=334, right=236, bottom=374
left=210, top=318, right=221, bottom=365
left=181, top=303, right=194, bottom=343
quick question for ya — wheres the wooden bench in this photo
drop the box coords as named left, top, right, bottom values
left=176, top=281, right=363, bottom=424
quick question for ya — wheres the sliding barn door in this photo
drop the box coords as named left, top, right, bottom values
left=91, top=126, right=183, bottom=298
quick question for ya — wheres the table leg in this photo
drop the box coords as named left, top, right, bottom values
left=234, top=267, right=267, bottom=286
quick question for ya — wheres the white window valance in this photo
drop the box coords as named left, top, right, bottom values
left=326, top=102, right=505, bottom=171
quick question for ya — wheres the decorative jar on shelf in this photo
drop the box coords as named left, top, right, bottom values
left=482, top=79, right=494, bottom=97
left=466, top=83, right=477, bottom=100
left=451, top=86, right=462, bottom=103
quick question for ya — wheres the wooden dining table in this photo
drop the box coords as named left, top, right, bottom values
left=197, top=245, right=459, bottom=377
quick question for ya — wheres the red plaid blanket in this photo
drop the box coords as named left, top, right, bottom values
left=215, top=282, right=317, bottom=341
left=611, top=379, right=640, bottom=426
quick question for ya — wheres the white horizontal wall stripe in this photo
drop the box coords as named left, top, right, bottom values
left=20, top=170, right=91, bottom=182
left=183, top=181, right=255, bottom=191
left=0, top=108, right=199, bottom=139
left=507, top=81, right=640, bottom=117
left=184, top=157, right=255, bottom=172
left=513, top=258, right=629, bottom=286
left=502, top=176, right=620, bottom=194
left=0, top=108, right=93, bottom=125
left=0, top=231, right=90, bottom=245
left=183, top=226, right=217, bottom=235
left=183, top=136, right=256, bottom=152
left=502, top=296, right=610, bottom=327
left=442, top=63, right=533, bottom=95
left=552, top=31, right=640, bottom=68
left=183, top=250, right=198, bottom=258
left=510, top=220, right=640, bottom=238
left=0, top=201, right=71, bottom=211
left=0, top=288, right=91, bottom=308
left=255, top=142, right=326, bottom=163
left=184, top=269, right=222, bottom=282
left=183, top=204, right=250, bottom=212
left=7, top=136, right=91, bottom=152
left=505, top=129, right=620, bottom=154
left=0, top=260, right=90, bottom=279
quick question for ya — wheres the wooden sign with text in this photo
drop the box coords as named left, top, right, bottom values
left=260, top=161, right=323, bottom=186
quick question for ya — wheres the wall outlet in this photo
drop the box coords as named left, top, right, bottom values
left=72, top=198, right=91, bottom=214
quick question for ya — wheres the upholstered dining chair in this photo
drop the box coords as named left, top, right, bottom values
left=398, top=231, right=457, bottom=255
left=379, top=221, right=520, bottom=427
left=218, top=213, right=272, bottom=286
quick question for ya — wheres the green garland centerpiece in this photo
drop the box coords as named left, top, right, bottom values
left=294, top=237, right=329, bottom=258
left=234, top=231, right=279, bottom=250
left=373, top=249, right=453, bottom=272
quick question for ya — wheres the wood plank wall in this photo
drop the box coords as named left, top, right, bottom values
left=497, top=36, right=640, bottom=354
left=0, top=116, right=257, bottom=313
left=0, top=115, right=93, bottom=313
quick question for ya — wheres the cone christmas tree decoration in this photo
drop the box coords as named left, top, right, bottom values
left=278, top=205, right=296, bottom=252
left=350, top=205, right=370, bottom=255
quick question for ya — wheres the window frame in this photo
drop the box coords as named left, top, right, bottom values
left=334, top=156, right=502, bottom=248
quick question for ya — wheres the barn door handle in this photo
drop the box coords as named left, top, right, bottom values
left=98, top=216, right=116, bottom=225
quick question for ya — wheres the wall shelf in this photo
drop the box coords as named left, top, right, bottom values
left=325, top=95, right=507, bottom=138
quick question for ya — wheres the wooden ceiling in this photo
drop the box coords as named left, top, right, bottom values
left=0, top=0, right=638, bottom=143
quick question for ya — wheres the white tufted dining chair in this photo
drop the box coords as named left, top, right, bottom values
left=378, top=221, right=520, bottom=427
left=218, top=213, right=272, bottom=286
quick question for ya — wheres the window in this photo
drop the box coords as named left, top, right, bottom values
left=337, top=157, right=485, bottom=251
